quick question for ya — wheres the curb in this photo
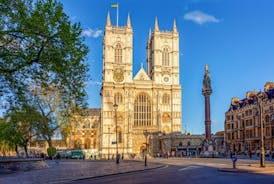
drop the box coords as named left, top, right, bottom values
left=48, top=164, right=166, bottom=184
left=218, top=168, right=248, bottom=173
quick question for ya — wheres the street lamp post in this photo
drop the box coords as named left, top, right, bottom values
left=158, top=132, right=163, bottom=155
left=113, top=103, right=119, bottom=164
left=108, top=127, right=110, bottom=160
left=143, top=130, right=149, bottom=167
left=258, top=98, right=265, bottom=167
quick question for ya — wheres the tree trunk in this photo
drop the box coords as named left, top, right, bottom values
left=24, top=144, right=29, bottom=158
left=47, top=136, right=52, bottom=148
left=15, top=144, right=19, bottom=158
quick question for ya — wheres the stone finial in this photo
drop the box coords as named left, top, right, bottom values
left=106, top=11, right=111, bottom=27
left=154, top=17, right=159, bottom=32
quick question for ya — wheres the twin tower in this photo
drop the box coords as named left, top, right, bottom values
left=102, top=12, right=180, bottom=84
left=100, top=12, right=182, bottom=157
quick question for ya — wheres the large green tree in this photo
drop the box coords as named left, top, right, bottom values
left=0, top=118, right=14, bottom=157
left=4, top=105, right=47, bottom=157
left=0, top=0, right=89, bottom=144
left=0, top=0, right=88, bottom=109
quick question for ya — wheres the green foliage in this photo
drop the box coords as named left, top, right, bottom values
left=47, top=146, right=57, bottom=157
left=1, top=105, right=46, bottom=157
left=0, top=0, right=88, bottom=109
left=0, top=0, right=89, bottom=144
left=0, top=118, right=14, bottom=155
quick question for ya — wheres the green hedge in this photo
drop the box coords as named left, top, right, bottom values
left=47, top=147, right=57, bottom=157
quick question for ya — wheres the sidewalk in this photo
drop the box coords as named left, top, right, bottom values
left=218, top=162, right=274, bottom=174
left=0, top=160, right=164, bottom=184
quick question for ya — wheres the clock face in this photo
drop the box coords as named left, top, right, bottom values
left=162, top=75, right=170, bottom=83
left=113, top=69, right=124, bottom=82
left=164, top=77, right=169, bottom=82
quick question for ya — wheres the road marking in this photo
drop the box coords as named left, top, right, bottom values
left=178, top=166, right=202, bottom=171
left=202, top=163, right=226, bottom=166
left=157, top=165, right=169, bottom=170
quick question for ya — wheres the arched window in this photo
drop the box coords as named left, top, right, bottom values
left=85, top=120, right=90, bottom=129
left=76, top=122, right=81, bottom=129
left=114, top=92, right=123, bottom=104
left=85, top=138, right=91, bottom=149
left=162, top=94, right=170, bottom=105
left=118, top=131, right=122, bottom=143
left=74, top=139, right=82, bottom=149
left=134, top=93, right=152, bottom=126
left=162, top=47, right=169, bottom=66
left=265, top=115, right=270, bottom=123
left=115, top=43, right=122, bottom=63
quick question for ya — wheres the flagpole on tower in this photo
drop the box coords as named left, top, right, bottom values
left=111, top=3, right=119, bottom=27
left=116, top=2, right=119, bottom=27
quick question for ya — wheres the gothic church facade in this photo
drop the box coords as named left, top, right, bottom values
left=100, top=13, right=182, bottom=157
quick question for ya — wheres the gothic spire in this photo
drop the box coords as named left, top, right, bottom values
left=106, top=11, right=111, bottom=27
left=173, top=19, right=178, bottom=33
left=127, top=13, right=131, bottom=28
left=154, top=17, right=159, bottom=32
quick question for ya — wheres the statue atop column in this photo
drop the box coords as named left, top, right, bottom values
left=202, top=64, right=212, bottom=96
left=202, top=64, right=212, bottom=139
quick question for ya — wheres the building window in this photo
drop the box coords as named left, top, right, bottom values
left=85, top=138, right=91, bottom=149
left=114, top=92, right=123, bottom=104
left=115, top=43, right=122, bottom=63
left=76, top=122, right=81, bottom=129
left=265, top=115, right=270, bottom=123
left=85, top=120, right=90, bottom=129
left=266, top=127, right=270, bottom=136
left=118, top=131, right=122, bottom=143
left=74, top=139, right=82, bottom=149
left=134, top=92, right=152, bottom=126
left=162, top=47, right=169, bottom=66
left=250, top=110, right=252, bottom=115
left=162, top=93, right=170, bottom=105
left=245, top=119, right=253, bottom=127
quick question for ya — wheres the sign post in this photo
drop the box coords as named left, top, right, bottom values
left=231, top=156, right=237, bottom=169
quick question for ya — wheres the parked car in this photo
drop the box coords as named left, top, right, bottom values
left=71, top=150, right=84, bottom=159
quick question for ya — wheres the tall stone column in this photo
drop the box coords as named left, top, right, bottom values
left=202, top=64, right=213, bottom=139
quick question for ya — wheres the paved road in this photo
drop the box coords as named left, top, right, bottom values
left=67, top=158, right=274, bottom=184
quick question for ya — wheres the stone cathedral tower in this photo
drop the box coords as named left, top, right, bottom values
left=100, top=13, right=182, bottom=158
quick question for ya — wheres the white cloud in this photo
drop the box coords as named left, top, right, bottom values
left=184, top=11, right=220, bottom=25
left=82, top=28, right=103, bottom=38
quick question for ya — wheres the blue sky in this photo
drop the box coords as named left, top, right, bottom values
left=59, top=0, right=274, bottom=134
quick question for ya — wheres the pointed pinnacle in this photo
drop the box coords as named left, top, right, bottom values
left=127, top=13, right=131, bottom=28
left=173, top=19, right=178, bottom=33
left=106, top=11, right=111, bottom=27
left=154, top=17, right=159, bottom=31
